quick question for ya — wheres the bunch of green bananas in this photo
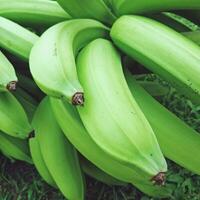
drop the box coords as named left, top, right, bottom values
left=0, top=0, right=200, bottom=199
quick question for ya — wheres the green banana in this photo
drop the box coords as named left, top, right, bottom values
left=77, top=39, right=167, bottom=183
left=183, top=30, right=200, bottom=46
left=0, top=51, right=17, bottom=92
left=0, top=0, right=71, bottom=27
left=0, top=131, right=32, bottom=164
left=13, top=87, right=38, bottom=122
left=29, top=19, right=109, bottom=105
left=80, top=156, right=125, bottom=186
left=111, top=15, right=200, bottom=105
left=51, top=96, right=171, bottom=197
left=125, top=70, right=200, bottom=175
left=33, top=97, right=85, bottom=200
left=56, top=0, right=116, bottom=25
left=17, top=73, right=44, bottom=101
left=0, top=91, right=32, bottom=138
left=0, top=16, right=38, bottom=61
left=29, top=135, right=56, bottom=187
left=111, top=0, right=200, bottom=16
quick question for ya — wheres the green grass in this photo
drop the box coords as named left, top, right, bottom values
left=1, top=80, right=200, bottom=200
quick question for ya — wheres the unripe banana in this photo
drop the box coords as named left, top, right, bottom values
left=0, top=51, right=17, bottom=92
left=183, top=30, right=200, bottom=46
left=29, top=19, right=109, bottom=105
left=0, top=0, right=71, bottom=27
left=0, top=91, right=32, bottom=138
left=33, top=97, right=85, bottom=200
left=56, top=0, right=116, bottom=25
left=111, top=15, right=200, bottom=105
left=50, top=98, right=171, bottom=198
left=0, top=17, right=38, bottom=61
left=80, top=156, right=125, bottom=186
left=29, top=136, right=56, bottom=187
left=125, top=70, right=200, bottom=175
left=0, top=131, right=32, bottom=164
left=111, top=0, right=200, bottom=16
left=77, top=38, right=167, bottom=184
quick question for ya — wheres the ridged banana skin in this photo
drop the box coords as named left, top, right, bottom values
left=0, top=92, right=32, bottom=139
left=0, top=0, right=71, bottom=27
left=50, top=98, right=171, bottom=198
left=80, top=156, right=125, bottom=186
left=33, top=97, right=85, bottom=200
left=0, top=17, right=38, bottom=61
left=56, top=0, right=116, bottom=25
left=29, top=19, right=109, bottom=105
left=77, top=38, right=167, bottom=181
left=111, top=15, right=200, bottom=105
left=125, top=70, right=200, bottom=175
left=111, top=0, right=200, bottom=16
left=0, top=131, right=32, bottom=164
left=0, top=51, right=17, bottom=92
left=29, top=136, right=56, bottom=187
left=183, top=31, right=200, bottom=46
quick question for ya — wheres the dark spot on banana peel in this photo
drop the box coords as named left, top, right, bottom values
left=6, top=81, right=17, bottom=91
left=151, top=172, right=165, bottom=186
left=28, top=131, right=35, bottom=139
left=72, top=92, right=84, bottom=106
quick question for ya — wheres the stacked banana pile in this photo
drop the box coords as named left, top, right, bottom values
left=0, top=0, right=200, bottom=199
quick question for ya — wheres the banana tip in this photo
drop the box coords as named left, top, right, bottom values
left=72, top=92, right=84, bottom=106
left=7, top=81, right=17, bottom=91
left=151, top=172, right=166, bottom=186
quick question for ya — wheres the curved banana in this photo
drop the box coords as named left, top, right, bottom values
left=29, top=19, right=109, bottom=105
left=0, top=51, right=17, bottom=92
left=14, top=87, right=38, bottom=122
left=0, top=16, right=38, bottom=61
left=50, top=98, right=171, bottom=198
left=0, top=0, right=71, bottom=27
left=0, top=91, right=32, bottom=138
left=111, top=15, right=200, bottom=105
left=77, top=38, right=167, bottom=184
left=33, top=97, right=85, bottom=200
left=57, top=0, right=116, bottom=25
left=111, top=0, right=200, bottom=16
left=80, top=156, right=125, bottom=186
left=29, top=135, right=56, bottom=187
left=0, top=131, right=32, bottom=164
left=183, top=30, right=200, bottom=46
left=125, top=70, right=200, bottom=175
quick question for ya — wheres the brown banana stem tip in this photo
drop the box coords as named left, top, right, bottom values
left=28, top=131, right=35, bottom=139
left=6, top=81, right=17, bottom=91
left=151, top=172, right=166, bottom=186
left=72, top=92, right=84, bottom=106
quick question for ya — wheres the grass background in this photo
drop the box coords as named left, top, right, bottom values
left=1, top=77, right=200, bottom=200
